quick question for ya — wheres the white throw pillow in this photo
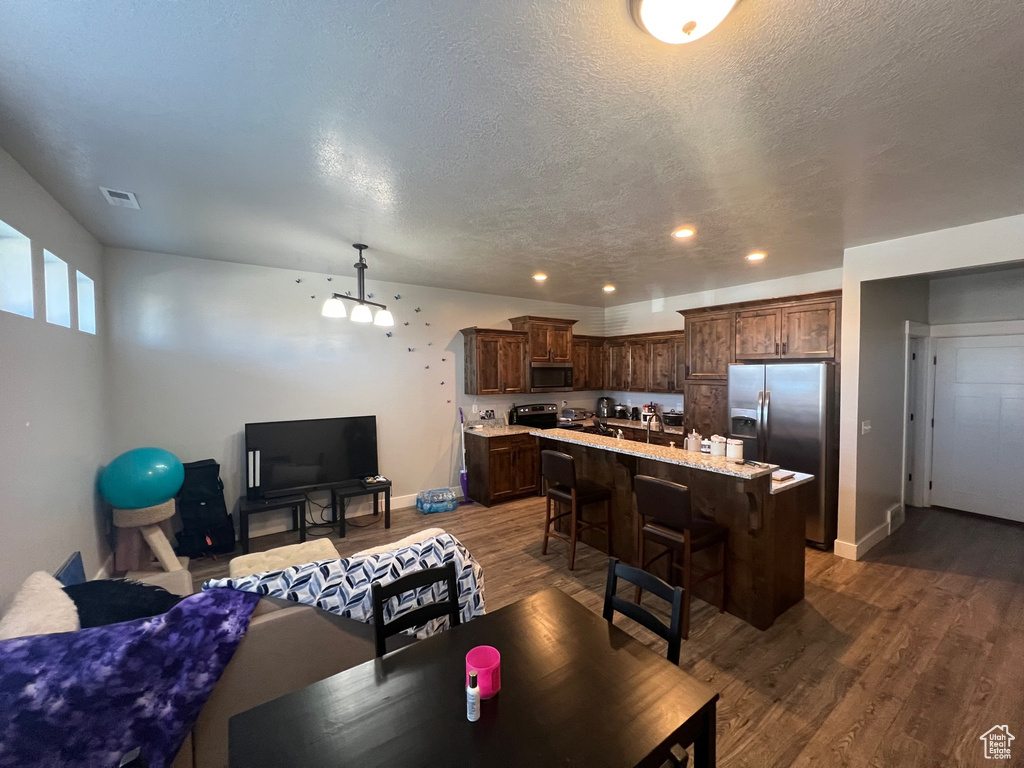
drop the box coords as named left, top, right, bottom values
left=0, top=571, right=81, bottom=641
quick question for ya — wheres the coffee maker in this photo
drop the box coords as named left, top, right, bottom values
left=596, top=397, right=614, bottom=418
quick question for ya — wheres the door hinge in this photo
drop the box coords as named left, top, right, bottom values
left=908, top=473, right=912, bottom=482
left=931, top=418, right=934, bottom=428
left=912, top=352, right=916, bottom=360
left=910, top=413, right=914, bottom=421
left=933, top=356, right=937, bottom=365
left=929, top=481, right=933, bottom=490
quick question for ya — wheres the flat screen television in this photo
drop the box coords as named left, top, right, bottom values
left=245, top=416, right=378, bottom=499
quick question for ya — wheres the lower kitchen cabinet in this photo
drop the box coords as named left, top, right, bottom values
left=465, top=432, right=540, bottom=507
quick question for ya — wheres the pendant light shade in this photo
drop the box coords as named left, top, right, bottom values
left=373, top=308, right=395, bottom=327
left=630, top=0, right=739, bottom=44
left=350, top=303, right=373, bottom=323
left=321, top=296, right=347, bottom=318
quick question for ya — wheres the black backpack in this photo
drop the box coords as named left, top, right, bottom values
left=175, top=459, right=235, bottom=558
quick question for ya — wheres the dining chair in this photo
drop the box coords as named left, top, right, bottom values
left=602, top=557, right=684, bottom=665
left=541, top=449, right=613, bottom=570
left=370, top=561, right=461, bottom=657
left=634, top=474, right=727, bottom=640
left=603, top=557, right=692, bottom=767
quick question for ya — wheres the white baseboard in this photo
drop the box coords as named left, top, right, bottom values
left=92, top=553, right=115, bottom=580
left=833, top=518, right=891, bottom=561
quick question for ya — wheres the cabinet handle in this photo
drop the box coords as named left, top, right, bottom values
left=775, top=342, right=779, bottom=355
left=782, top=342, right=787, bottom=355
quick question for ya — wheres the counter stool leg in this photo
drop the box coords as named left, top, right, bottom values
left=635, top=529, right=646, bottom=604
left=681, top=536, right=692, bottom=641
left=568, top=491, right=579, bottom=571
left=606, top=498, right=614, bottom=559
left=542, top=495, right=552, bottom=555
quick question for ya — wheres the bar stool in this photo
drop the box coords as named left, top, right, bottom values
left=634, top=475, right=727, bottom=640
left=541, top=450, right=613, bottom=570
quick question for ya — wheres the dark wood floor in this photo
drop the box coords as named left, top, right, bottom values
left=190, top=501, right=1024, bottom=767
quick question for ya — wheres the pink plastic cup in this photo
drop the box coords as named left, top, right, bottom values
left=466, top=645, right=501, bottom=699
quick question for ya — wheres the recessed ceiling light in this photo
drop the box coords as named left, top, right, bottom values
left=630, top=0, right=740, bottom=45
left=672, top=227, right=695, bottom=239
left=603, top=285, right=616, bottom=293
left=746, top=252, right=767, bottom=262
left=533, top=273, right=548, bottom=282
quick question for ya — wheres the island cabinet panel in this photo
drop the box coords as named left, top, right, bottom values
left=735, top=308, right=782, bottom=360
left=782, top=301, right=837, bottom=359
left=509, top=316, right=576, bottom=363
left=685, top=313, right=735, bottom=381
left=465, top=433, right=539, bottom=507
left=461, top=329, right=527, bottom=395
left=684, top=383, right=728, bottom=437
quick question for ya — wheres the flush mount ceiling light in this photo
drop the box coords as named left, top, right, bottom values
left=603, top=284, right=617, bottom=293
left=672, top=227, right=695, bottom=239
left=746, top=252, right=767, bottom=262
left=533, top=273, right=548, bottom=282
left=630, top=0, right=739, bottom=44
left=321, top=243, right=395, bottom=326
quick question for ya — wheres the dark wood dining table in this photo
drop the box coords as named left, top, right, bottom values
left=229, top=587, right=719, bottom=768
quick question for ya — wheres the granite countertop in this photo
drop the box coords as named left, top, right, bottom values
left=463, top=425, right=535, bottom=438
left=528, top=427, right=777, bottom=480
left=769, top=471, right=815, bottom=495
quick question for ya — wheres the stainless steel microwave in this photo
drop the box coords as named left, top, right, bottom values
left=530, top=363, right=573, bottom=392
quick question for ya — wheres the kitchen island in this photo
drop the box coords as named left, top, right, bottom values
left=528, top=427, right=814, bottom=630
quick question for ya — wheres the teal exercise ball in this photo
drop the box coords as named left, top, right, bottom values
left=100, top=447, right=185, bottom=510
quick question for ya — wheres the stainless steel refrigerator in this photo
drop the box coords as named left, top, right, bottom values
left=727, top=363, right=838, bottom=548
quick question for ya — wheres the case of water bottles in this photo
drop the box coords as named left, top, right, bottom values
left=416, top=487, right=458, bottom=514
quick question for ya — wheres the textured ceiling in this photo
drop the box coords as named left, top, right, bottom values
left=1, top=0, right=1022, bottom=306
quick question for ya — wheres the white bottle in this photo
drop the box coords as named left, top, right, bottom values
left=467, top=670, right=480, bottom=722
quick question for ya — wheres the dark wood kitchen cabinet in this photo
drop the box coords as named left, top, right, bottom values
left=461, top=328, right=527, bottom=395
left=684, top=383, right=729, bottom=437
left=684, top=313, right=735, bottom=381
left=509, top=316, right=577, bottom=363
left=572, top=336, right=606, bottom=391
left=465, top=432, right=539, bottom=507
left=735, top=308, right=783, bottom=360
left=781, top=301, right=837, bottom=359
left=626, top=339, right=648, bottom=391
left=646, top=333, right=686, bottom=393
left=605, top=341, right=629, bottom=391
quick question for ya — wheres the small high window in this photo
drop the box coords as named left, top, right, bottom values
left=0, top=220, right=34, bottom=318
left=76, top=271, right=96, bottom=334
left=43, top=250, right=71, bottom=327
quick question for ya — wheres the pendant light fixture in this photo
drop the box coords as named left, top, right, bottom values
left=629, top=0, right=739, bottom=44
left=321, top=243, right=395, bottom=326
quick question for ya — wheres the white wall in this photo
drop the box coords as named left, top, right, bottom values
left=838, top=214, right=1024, bottom=558
left=929, top=266, right=1024, bottom=324
left=0, top=148, right=109, bottom=609
left=604, top=268, right=842, bottom=335
left=852, top=276, right=929, bottom=542
left=103, top=248, right=605, bottom=534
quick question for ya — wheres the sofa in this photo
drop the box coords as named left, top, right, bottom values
left=171, top=595, right=414, bottom=768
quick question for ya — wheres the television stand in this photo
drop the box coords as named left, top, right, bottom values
left=330, top=480, right=392, bottom=538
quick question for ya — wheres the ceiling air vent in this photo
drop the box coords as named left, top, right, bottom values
left=99, top=187, right=140, bottom=209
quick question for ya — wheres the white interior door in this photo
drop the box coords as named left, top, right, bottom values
left=931, top=335, right=1024, bottom=521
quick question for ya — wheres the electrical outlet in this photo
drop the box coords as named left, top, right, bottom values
left=861, top=420, right=872, bottom=435
left=562, top=400, right=567, bottom=407
left=471, top=403, right=478, bottom=414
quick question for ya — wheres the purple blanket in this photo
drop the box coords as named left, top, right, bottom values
left=0, top=587, right=260, bottom=768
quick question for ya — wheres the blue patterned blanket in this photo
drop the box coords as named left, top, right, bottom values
left=0, top=587, right=260, bottom=768
left=204, top=532, right=486, bottom=638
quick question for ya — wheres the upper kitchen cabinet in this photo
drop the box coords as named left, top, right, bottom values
left=572, top=336, right=606, bottom=391
left=626, top=339, right=648, bottom=391
left=735, top=308, right=783, bottom=360
left=509, top=316, right=577, bottom=363
left=683, top=312, right=735, bottom=381
left=605, top=340, right=629, bottom=391
left=647, top=334, right=686, bottom=393
left=461, top=328, right=527, bottom=395
left=781, top=301, right=837, bottom=359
